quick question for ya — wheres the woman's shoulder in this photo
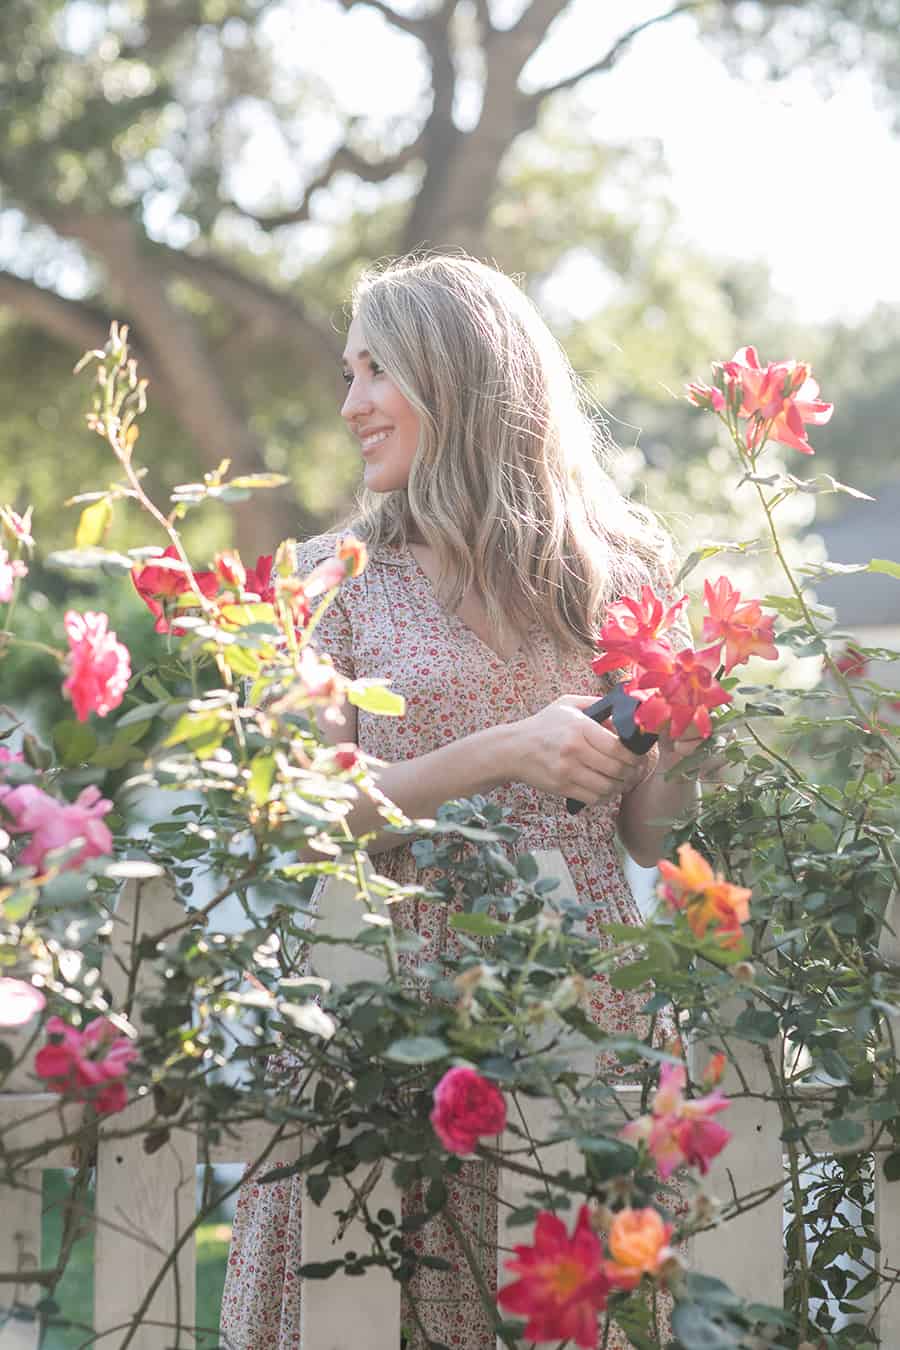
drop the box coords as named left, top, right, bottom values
left=294, top=532, right=411, bottom=575
left=294, top=532, right=344, bottom=573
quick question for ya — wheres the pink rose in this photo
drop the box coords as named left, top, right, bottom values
left=3, top=784, right=113, bottom=872
left=303, top=556, right=348, bottom=598
left=430, top=1065, right=507, bottom=1155
left=62, top=610, right=132, bottom=721
left=0, top=547, right=27, bottom=603
left=621, top=1061, right=731, bottom=1180
left=0, top=977, right=46, bottom=1028
left=34, top=1015, right=138, bottom=1115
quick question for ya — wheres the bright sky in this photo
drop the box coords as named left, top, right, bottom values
left=274, top=0, right=900, bottom=326
left=564, top=8, right=900, bottom=324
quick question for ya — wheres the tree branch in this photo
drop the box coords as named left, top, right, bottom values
left=0, top=272, right=116, bottom=354
left=473, top=0, right=494, bottom=38
left=527, top=1, right=704, bottom=102
left=0, top=270, right=169, bottom=400
left=149, top=245, right=342, bottom=366
left=335, top=0, right=431, bottom=40
left=225, top=137, right=424, bottom=233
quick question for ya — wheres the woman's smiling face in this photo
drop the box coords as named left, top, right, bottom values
left=341, top=316, right=421, bottom=494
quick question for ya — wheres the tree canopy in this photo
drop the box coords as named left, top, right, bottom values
left=0, top=0, right=897, bottom=560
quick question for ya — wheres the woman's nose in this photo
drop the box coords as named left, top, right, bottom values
left=341, top=381, right=373, bottom=423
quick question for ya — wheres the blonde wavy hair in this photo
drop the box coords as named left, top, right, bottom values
left=347, top=253, right=674, bottom=652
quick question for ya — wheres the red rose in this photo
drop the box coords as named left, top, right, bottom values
left=131, top=545, right=219, bottom=633
left=430, top=1065, right=507, bottom=1155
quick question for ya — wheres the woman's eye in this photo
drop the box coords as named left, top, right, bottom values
left=341, top=370, right=353, bottom=386
left=370, top=362, right=383, bottom=377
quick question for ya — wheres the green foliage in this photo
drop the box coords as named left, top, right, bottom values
left=3, top=309, right=900, bottom=1346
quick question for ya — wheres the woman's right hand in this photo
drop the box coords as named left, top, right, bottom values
left=509, top=696, right=647, bottom=805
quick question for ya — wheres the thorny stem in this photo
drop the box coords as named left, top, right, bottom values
left=748, top=461, right=900, bottom=769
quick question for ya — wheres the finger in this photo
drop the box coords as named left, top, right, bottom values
left=559, top=694, right=605, bottom=710
left=581, top=720, right=642, bottom=765
left=567, top=765, right=627, bottom=801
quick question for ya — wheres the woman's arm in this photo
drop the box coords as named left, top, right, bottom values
left=316, top=694, right=652, bottom=855
left=616, top=741, right=701, bottom=868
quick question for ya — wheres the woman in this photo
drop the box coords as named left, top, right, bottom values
left=220, top=254, right=699, bottom=1348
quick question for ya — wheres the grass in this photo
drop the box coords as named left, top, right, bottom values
left=37, top=1170, right=231, bottom=1348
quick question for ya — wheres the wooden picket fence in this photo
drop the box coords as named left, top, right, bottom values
left=2, top=863, right=899, bottom=1348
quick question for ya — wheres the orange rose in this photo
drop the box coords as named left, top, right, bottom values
left=607, top=1207, right=673, bottom=1281
left=338, top=534, right=368, bottom=578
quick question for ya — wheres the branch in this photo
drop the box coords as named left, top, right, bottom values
left=473, top=0, right=494, bottom=37
left=0, top=271, right=111, bottom=351
left=527, top=1, right=703, bottom=102
left=0, top=270, right=168, bottom=396
left=335, top=0, right=431, bottom=39
left=149, top=245, right=342, bottom=365
left=225, top=136, right=424, bottom=233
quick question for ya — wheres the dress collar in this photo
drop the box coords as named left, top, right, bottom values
left=366, top=543, right=414, bottom=568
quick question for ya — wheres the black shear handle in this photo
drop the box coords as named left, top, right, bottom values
left=565, top=684, right=658, bottom=816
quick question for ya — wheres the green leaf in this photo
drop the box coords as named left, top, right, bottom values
left=610, top=958, right=658, bottom=991
left=868, top=558, right=900, bottom=580
left=249, top=753, right=276, bottom=806
left=306, top=1173, right=331, bottom=1206
left=671, top=1301, right=743, bottom=1348
left=346, top=682, right=406, bottom=716
left=449, top=913, right=506, bottom=937
left=515, top=853, right=539, bottom=883
left=733, top=1007, right=779, bottom=1043
left=828, top=1117, right=865, bottom=1148
left=674, top=539, right=760, bottom=585
left=45, top=547, right=134, bottom=573
left=226, top=473, right=291, bottom=490
left=75, top=497, right=113, bottom=548
left=384, top=1036, right=449, bottom=1064
left=353, top=1069, right=386, bottom=1107
left=683, top=1274, right=741, bottom=1309
left=163, top=711, right=227, bottom=757
left=116, top=700, right=167, bottom=728
left=297, top=1259, right=344, bottom=1278
left=219, top=602, right=277, bottom=627
left=786, top=474, right=875, bottom=501
left=2, top=888, right=37, bottom=922
left=883, top=1151, right=900, bottom=1182
left=52, top=719, right=98, bottom=766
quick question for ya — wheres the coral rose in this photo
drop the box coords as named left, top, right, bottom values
left=498, top=1205, right=615, bottom=1348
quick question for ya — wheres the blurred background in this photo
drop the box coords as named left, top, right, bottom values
left=1, top=0, right=899, bottom=708
left=3, top=7, right=899, bottom=1340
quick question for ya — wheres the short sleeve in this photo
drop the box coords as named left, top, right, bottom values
left=295, top=534, right=356, bottom=679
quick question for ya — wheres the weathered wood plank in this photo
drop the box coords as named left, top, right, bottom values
left=93, top=877, right=197, bottom=1349
left=875, top=891, right=900, bottom=1342
left=0, top=1172, right=43, bottom=1350
left=301, top=866, right=402, bottom=1348
left=0, top=1024, right=57, bottom=1347
left=691, top=1027, right=784, bottom=1302
left=496, top=850, right=594, bottom=1350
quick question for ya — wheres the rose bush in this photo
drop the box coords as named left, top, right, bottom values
left=0, top=327, right=898, bottom=1348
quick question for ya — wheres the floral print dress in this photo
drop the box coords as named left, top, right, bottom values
left=219, top=535, right=675, bottom=1349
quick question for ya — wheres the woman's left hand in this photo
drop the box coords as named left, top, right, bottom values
left=656, top=730, right=728, bottom=779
